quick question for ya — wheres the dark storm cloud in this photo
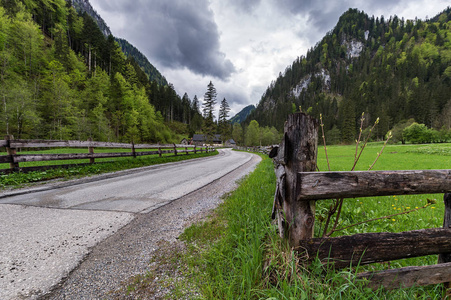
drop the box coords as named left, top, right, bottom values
left=94, top=0, right=235, bottom=80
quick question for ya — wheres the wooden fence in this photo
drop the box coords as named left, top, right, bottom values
left=269, top=113, right=451, bottom=290
left=0, top=135, right=212, bottom=173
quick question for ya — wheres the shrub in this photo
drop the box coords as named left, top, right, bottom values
left=403, top=122, right=436, bottom=144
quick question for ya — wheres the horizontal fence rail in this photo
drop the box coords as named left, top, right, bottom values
left=297, top=170, right=451, bottom=201
left=0, top=137, right=213, bottom=173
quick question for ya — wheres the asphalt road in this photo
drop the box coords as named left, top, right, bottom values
left=0, top=149, right=259, bottom=299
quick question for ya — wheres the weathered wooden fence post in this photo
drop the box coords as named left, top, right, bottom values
left=173, top=144, right=178, bottom=156
left=194, top=145, right=197, bottom=154
left=158, top=146, right=162, bottom=157
left=131, top=141, right=136, bottom=158
left=5, top=135, right=19, bottom=171
left=439, top=193, right=451, bottom=294
left=270, top=113, right=318, bottom=248
left=88, top=138, right=95, bottom=164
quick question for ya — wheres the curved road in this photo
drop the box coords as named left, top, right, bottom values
left=0, top=149, right=260, bottom=299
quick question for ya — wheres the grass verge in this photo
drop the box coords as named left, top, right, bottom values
left=0, top=150, right=218, bottom=189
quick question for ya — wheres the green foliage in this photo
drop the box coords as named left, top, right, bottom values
left=115, top=38, right=168, bottom=86
left=218, top=97, right=231, bottom=141
left=0, top=1, right=199, bottom=142
left=229, top=105, right=255, bottom=124
left=402, top=122, right=449, bottom=144
left=202, top=81, right=217, bottom=142
left=232, top=122, right=244, bottom=145
left=245, top=120, right=260, bottom=146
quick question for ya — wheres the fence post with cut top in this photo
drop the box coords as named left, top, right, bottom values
left=5, top=135, right=19, bottom=171
left=270, top=113, right=318, bottom=249
left=88, top=138, right=95, bottom=164
left=439, top=193, right=451, bottom=294
left=131, top=141, right=136, bottom=158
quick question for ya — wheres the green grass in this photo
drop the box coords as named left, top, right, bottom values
left=0, top=149, right=218, bottom=189
left=172, top=143, right=450, bottom=299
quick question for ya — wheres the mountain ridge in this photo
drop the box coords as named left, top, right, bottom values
left=246, top=7, right=451, bottom=143
left=71, top=0, right=167, bottom=86
left=230, top=105, right=255, bottom=124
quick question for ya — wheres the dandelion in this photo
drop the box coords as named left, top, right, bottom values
left=406, top=207, right=410, bottom=209
left=392, top=219, right=396, bottom=222
left=416, top=207, right=419, bottom=209
left=392, top=204, right=395, bottom=206
left=431, top=207, right=436, bottom=209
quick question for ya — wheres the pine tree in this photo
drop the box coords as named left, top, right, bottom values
left=218, top=97, right=230, bottom=141
left=202, top=81, right=217, bottom=142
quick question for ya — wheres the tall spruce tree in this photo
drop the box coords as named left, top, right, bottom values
left=202, top=81, right=217, bottom=142
left=218, top=97, right=231, bottom=142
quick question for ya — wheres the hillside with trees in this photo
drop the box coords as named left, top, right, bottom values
left=247, top=8, right=451, bottom=144
left=230, top=105, right=255, bottom=124
left=0, top=0, right=202, bottom=143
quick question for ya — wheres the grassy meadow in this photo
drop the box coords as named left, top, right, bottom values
left=164, top=142, right=451, bottom=299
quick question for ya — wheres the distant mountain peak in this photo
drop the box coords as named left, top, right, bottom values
left=230, top=105, right=255, bottom=124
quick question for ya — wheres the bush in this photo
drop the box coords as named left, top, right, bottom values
left=403, top=122, right=437, bottom=144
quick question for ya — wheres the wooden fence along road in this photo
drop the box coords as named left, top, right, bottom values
left=0, top=136, right=212, bottom=173
left=270, top=113, right=451, bottom=291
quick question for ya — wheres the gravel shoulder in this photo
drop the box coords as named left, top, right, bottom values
left=40, top=153, right=261, bottom=299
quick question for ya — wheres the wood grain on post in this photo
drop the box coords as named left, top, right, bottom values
left=131, top=141, right=136, bottom=158
left=439, top=193, right=451, bottom=293
left=88, top=138, right=95, bottom=164
left=5, top=135, right=19, bottom=170
left=297, top=170, right=451, bottom=201
left=273, top=113, right=318, bottom=248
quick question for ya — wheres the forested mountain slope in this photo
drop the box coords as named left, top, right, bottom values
left=247, top=8, right=451, bottom=143
left=70, top=0, right=168, bottom=87
left=230, top=105, right=255, bottom=124
left=0, top=0, right=202, bottom=142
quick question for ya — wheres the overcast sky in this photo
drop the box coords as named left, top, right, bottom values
left=89, top=0, right=449, bottom=117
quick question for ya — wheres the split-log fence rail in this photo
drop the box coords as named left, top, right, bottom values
left=269, top=113, right=451, bottom=291
left=0, top=135, right=212, bottom=174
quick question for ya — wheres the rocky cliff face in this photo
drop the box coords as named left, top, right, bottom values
left=71, top=0, right=112, bottom=36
